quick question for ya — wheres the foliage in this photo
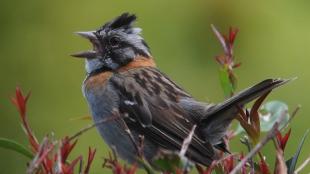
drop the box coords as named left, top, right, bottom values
left=0, top=25, right=309, bottom=174
left=1, top=88, right=96, bottom=174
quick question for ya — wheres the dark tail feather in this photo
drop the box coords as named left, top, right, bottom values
left=200, top=78, right=292, bottom=145
left=206, top=78, right=291, bottom=118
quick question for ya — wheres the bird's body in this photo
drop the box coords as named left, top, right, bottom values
left=74, top=13, right=289, bottom=166
left=83, top=57, right=217, bottom=165
left=82, top=57, right=160, bottom=163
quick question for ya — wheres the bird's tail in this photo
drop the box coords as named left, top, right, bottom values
left=200, top=78, right=292, bottom=145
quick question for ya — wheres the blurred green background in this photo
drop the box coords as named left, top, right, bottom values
left=0, top=0, right=309, bottom=173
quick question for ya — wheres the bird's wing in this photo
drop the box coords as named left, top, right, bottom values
left=109, top=67, right=215, bottom=165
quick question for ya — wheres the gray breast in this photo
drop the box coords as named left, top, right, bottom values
left=83, top=79, right=141, bottom=163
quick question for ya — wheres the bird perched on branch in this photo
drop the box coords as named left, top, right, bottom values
left=72, top=13, right=288, bottom=166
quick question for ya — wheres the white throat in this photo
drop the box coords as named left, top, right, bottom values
left=85, top=59, right=104, bottom=74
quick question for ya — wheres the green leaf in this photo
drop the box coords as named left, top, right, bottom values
left=153, top=151, right=181, bottom=173
left=0, top=137, right=33, bottom=159
left=219, top=67, right=234, bottom=97
left=235, top=101, right=290, bottom=134
left=214, top=165, right=225, bottom=174
left=137, top=158, right=156, bottom=174
left=260, top=101, right=289, bottom=131
left=286, top=129, right=310, bottom=174
left=152, top=150, right=191, bottom=173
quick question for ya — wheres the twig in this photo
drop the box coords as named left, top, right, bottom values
left=295, top=154, right=310, bottom=174
left=118, top=113, right=142, bottom=157
left=281, top=105, right=301, bottom=131
left=138, top=135, right=145, bottom=158
left=217, top=153, right=240, bottom=164
left=27, top=137, right=54, bottom=174
left=68, top=114, right=120, bottom=141
left=230, top=110, right=288, bottom=174
left=230, top=123, right=279, bottom=174
left=180, top=125, right=197, bottom=157
left=240, top=136, right=255, bottom=173
left=291, top=105, right=301, bottom=119
left=211, top=24, right=229, bottom=55
left=274, top=147, right=287, bottom=174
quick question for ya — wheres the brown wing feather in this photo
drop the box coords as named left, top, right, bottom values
left=109, top=67, right=216, bottom=165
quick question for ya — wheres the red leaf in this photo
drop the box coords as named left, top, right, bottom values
left=175, top=168, right=183, bottom=174
left=228, top=27, right=239, bottom=46
left=232, top=62, right=241, bottom=69
left=36, top=144, right=54, bottom=171
left=61, top=137, right=78, bottom=163
left=281, top=129, right=291, bottom=150
left=240, top=153, right=247, bottom=174
left=236, top=111, right=258, bottom=142
left=237, top=107, right=247, bottom=121
left=11, top=87, right=39, bottom=152
left=276, top=130, right=282, bottom=143
left=126, top=164, right=137, bottom=174
left=215, top=55, right=226, bottom=66
left=84, top=147, right=96, bottom=174
left=250, top=91, right=271, bottom=133
left=259, top=158, right=270, bottom=174
left=114, top=162, right=123, bottom=174
left=11, top=87, right=32, bottom=118
left=196, top=164, right=204, bottom=174
left=195, top=161, right=217, bottom=174
left=205, top=161, right=216, bottom=174
left=223, top=155, right=234, bottom=173
left=276, top=129, right=291, bottom=151
left=64, top=156, right=82, bottom=174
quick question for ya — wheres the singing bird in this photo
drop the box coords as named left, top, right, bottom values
left=72, top=13, right=288, bottom=166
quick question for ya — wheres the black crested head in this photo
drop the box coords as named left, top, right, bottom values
left=73, top=12, right=151, bottom=74
left=99, top=13, right=137, bottom=33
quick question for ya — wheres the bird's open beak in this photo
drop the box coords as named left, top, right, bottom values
left=71, top=31, right=98, bottom=59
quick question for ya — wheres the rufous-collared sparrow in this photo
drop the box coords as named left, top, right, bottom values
left=72, top=13, right=288, bottom=166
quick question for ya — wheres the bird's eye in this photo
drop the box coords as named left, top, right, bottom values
left=109, top=37, right=121, bottom=47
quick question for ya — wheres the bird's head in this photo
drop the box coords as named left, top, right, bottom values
left=72, top=13, right=151, bottom=73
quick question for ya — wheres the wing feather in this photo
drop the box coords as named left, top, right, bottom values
left=109, top=67, right=215, bottom=165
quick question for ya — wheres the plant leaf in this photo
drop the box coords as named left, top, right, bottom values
left=235, top=101, right=290, bottom=134
left=219, top=67, right=234, bottom=97
left=260, top=101, right=289, bottom=132
left=137, top=158, right=156, bottom=174
left=0, top=137, right=33, bottom=159
left=152, top=150, right=191, bottom=173
left=153, top=150, right=181, bottom=173
left=286, top=129, right=310, bottom=174
left=214, top=165, right=225, bottom=174
left=250, top=91, right=271, bottom=133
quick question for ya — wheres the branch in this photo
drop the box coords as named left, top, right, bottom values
left=118, top=112, right=142, bottom=157
left=211, top=24, right=229, bottom=55
left=230, top=109, right=288, bottom=174
left=281, top=105, right=301, bottom=131
left=68, top=114, right=120, bottom=141
left=180, top=125, right=197, bottom=157
left=294, top=154, right=310, bottom=174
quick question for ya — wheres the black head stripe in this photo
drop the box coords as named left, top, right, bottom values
left=100, top=13, right=137, bottom=32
